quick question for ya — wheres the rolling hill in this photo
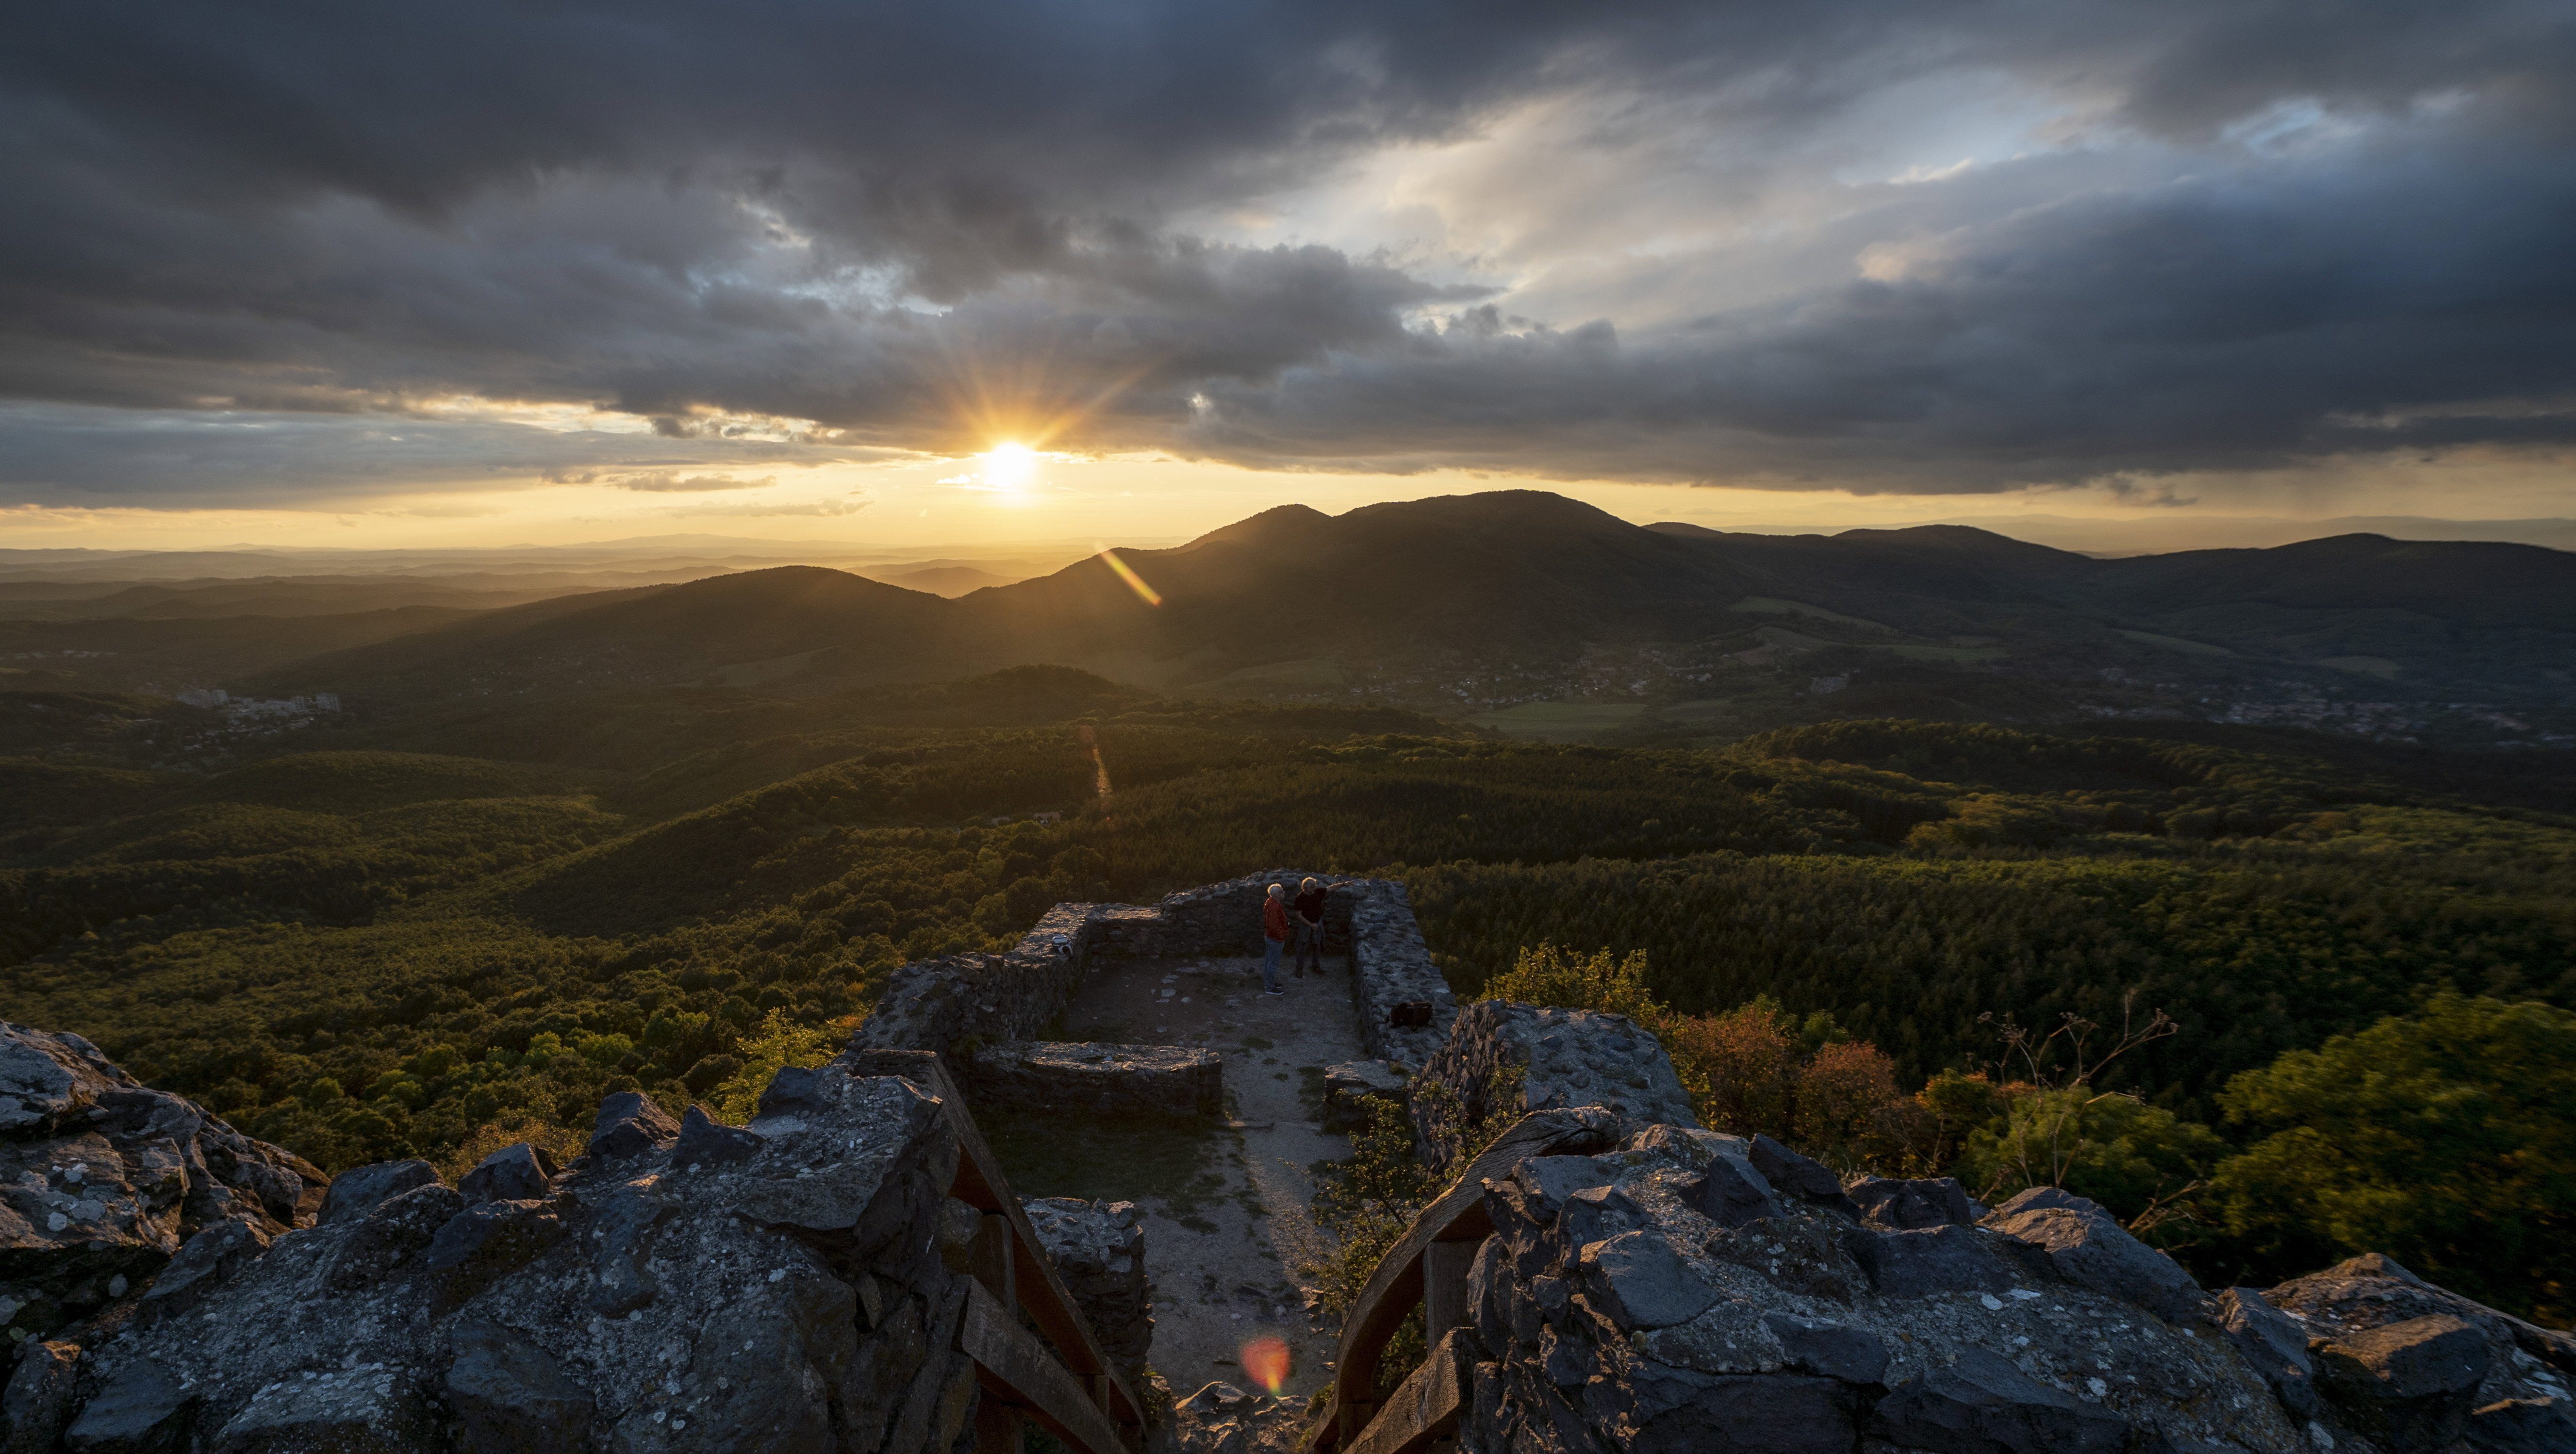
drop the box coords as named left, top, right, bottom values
left=170, top=490, right=2572, bottom=736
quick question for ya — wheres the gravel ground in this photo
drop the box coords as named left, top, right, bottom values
left=1043, top=950, right=1362, bottom=1404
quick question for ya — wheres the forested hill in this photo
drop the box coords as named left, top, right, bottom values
left=2, top=669, right=2570, bottom=1316
left=230, top=491, right=2576, bottom=722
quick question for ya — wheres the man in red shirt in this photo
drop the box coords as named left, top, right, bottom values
left=1260, top=883, right=1290, bottom=995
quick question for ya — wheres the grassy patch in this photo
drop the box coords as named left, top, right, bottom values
left=980, top=1105, right=1232, bottom=1220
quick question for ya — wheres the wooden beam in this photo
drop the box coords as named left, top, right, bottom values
left=843, top=1049, right=1144, bottom=1434
left=971, top=1212, right=1017, bottom=1313
left=1343, top=1328, right=1472, bottom=1454
left=958, top=1281, right=1132, bottom=1454
left=1421, top=1241, right=1476, bottom=1341
left=1307, top=1109, right=1617, bottom=1454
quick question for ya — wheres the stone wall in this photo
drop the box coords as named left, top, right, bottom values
left=850, top=873, right=1457, bottom=1076
left=1020, top=1198, right=1153, bottom=1390
left=1411, top=1000, right=1697, bottom=1168
left=1343, top=881, right=1454, bottom=1071
left=965, top=1042, right=1223, bottom=1120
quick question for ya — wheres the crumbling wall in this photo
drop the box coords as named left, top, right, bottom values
left=1343, top=881, right=1453, bottom=1070
left=1021, top=1197, right=1153, bottom=1391
left=966, top=1042, right=1223, bottom=1120
left=849, top=873, right=1456, bottom=1073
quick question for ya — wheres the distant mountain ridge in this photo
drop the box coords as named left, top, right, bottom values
left=243, top=491, right=2576, bottom=710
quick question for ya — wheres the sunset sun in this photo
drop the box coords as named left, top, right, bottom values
left=982, top=441, right=1038, bottom=492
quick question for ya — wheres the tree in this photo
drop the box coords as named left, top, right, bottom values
left=2209, top=993, right=2576, bottom=1323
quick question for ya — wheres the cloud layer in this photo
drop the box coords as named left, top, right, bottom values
left=2, top=0, right=2571, bottom=504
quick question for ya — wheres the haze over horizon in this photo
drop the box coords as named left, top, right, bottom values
left=3, top=0, right=2572, bottom=551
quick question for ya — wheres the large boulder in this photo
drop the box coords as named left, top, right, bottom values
left=0, top=1022, right=323, bottom=1343
left=2313, top=1314, right=2492, bottom=1449
left=1413, top=1001, right=1697, bottom=1168
left=1849, top=1175, right=1983, bottom=1230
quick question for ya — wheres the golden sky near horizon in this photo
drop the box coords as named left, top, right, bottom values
left=5, top=442, right=2572, bottom=557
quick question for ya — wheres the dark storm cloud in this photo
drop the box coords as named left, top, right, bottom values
left=1186, top=145, right=2576, bottom=486
left=0, top=0, right=2571, bottom=501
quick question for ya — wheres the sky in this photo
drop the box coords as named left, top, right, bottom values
left=2, top=0, right=2572, bottom=552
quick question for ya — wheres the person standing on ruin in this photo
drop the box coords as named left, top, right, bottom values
left=1261, top=882, right=1290, bottom=995
left=1292, top=876, right=1328, bottom=977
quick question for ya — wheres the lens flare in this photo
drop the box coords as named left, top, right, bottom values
left=1241, top=1336, right=1290, bottom=1395
left=1097, top=547, right=1162, bottom=607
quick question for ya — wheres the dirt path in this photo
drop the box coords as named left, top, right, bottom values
left=1045, top=950, right=1362, bottom=1404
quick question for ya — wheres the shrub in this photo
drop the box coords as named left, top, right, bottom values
left=440, top=1112, right=589, bottom=1183
left=1666, top=999, right=1797, bottom=1140
left=1481, top=942, right=1661, bottom=1025
left=1794, top=1040, right=1904, bottom=1171
left=1957, top=1088, right=2225, bottom=1231
left=704, top=1009, right=843, bottom=1123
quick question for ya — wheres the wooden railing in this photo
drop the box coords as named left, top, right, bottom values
left=846, top=1049, right=1147, bottom=1454
left=1305, top=1108, right=1619, bottom=1454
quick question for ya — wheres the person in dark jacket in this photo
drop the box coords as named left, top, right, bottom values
left=1260, top=883, right=1290, bottom=995
left=1292, top=876, right=1328, bottom=977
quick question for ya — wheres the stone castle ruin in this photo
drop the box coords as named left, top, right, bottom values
left=0, top=874, right=2568, bottom=1453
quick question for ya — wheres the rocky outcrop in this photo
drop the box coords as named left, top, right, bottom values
left=968, top=1043, right=1223, bottom=1120
left=21, top=1066, right=993, bottom=1454
left=1457, top=1128, right=2299, bottom=1454
left=1412, top=1001, right=1697, bottom=1168
left=1325, top=1099, right=2576, bottom=1454
left=0, top=1023, right=324, bottom=1346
